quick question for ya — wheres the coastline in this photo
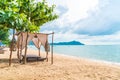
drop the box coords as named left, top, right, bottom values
left=54, top=52, right=120, bottom=67
left=0, top=48, right=120, bottom=80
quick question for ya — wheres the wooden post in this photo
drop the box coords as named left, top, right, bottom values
left=9, top=29, right=15, bottom=66
left=38, top=48, right=40, bottom=57
left=46, top=51, right=48, bottom=62
left=38, top=38, right=41, bottom=57
left=51, top=32, right=54, bottom=64
left=20, top=33, right=23, bottom=63
left=17, top=38, right=20, bottom=60
left=9, top=44, right=13, bottom=66
left=23, top=32, right=28, bottom=64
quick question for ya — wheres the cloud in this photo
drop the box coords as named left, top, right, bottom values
left=80, top=31, right=120, bottom=45
left=72, top=0, right=120, bottom=35
left=40, top=0, right=120, bottom=44
left=41, top=0, right=99, bottom=32
left=49, top=31, right=120, bottom=45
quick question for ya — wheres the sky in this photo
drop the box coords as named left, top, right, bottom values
left=37, top=0, right=120, bottom=45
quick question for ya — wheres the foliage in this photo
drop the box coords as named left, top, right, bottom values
left=0, top=29, right=10, bottom=45
left=0, top=0, right=58, bottom=45
left=0, top=0, right=58, bottom=32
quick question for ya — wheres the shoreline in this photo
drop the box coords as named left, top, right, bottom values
left=29, top=45, right=120, bottom=65
left=2, top=47, right=120, bottom=67
left=52, top=52, right=120, bottom=69
left=1, top=48, right=120, bottom=65
left=55, top=52, right=120, bottom=66
left=0, top=48, right=120, bottom=80
left=28, top=46, right=120, bottom=68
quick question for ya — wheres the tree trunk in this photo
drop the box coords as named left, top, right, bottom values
left=17, top=39, right=20, bottom=60
left=9, top=29, right=15, bottom=66
left=20, top=33, right=23, bottom=63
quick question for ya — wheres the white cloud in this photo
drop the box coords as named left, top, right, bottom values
left=65, top=0, right=99, bottom=22
left=50, top=31, right=120, bottom=45
left=41, top=0, right=99, bottom=32
left=44, top=0, right=99, bottom=23
left=40, top=0, right=120, bottom=45
left=80, top=31, right=120, bottom=45
left=72, top=0, right=120, bottom=35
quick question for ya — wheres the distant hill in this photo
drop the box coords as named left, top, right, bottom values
left=29, top=41, right=84, bottom=45
left=52, top=41, right=84, bottom=45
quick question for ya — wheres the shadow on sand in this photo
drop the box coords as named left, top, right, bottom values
left=0, top=58, right=19, bottom=68
left=0, top=58, right=19, bottom=63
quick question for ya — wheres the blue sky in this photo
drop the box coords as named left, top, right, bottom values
left=37, top=0, right=120, bottom=45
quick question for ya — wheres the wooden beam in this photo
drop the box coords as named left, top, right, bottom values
left=47, top=32, right=54, bottom=35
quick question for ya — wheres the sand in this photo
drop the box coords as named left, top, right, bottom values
left=0, top=48, right=120, bottom=80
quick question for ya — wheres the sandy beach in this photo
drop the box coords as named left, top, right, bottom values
left=0, top=48, right=120, bottom=80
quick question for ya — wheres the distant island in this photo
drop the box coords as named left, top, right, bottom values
left=52, top=41, right=84, bottom=45
left=29, top=41, right=84, bottom=45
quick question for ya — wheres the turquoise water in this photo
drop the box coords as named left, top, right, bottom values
left=28, top=45, right=120, bottom=63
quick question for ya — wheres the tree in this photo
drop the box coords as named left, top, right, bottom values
left=0, top=0, right=58, bottom=65
left=0, top=29, right=10, bottom=45
left=0, top=0, right=58, bottom=32
left=0, top=0, right=58, bottom=47
left=17, top=0, right=58, bottom=32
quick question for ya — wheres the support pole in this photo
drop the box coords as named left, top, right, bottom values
left=46, top=51, right=48, bottom=62
left=17, top=38, right=20, bottom=60
left=17, top=0, right=20, bottom=61
left=38, top=38, right=41, bottom=57
left=9, top=29, right=15, bottom=66
left=20, top=33, right=23, bottom=63
left=51, top=32, right=54, bottom=64
left=23, top=32, right=28, bottom=64
left=9, top=43, right=13, bottom=66
left=38, top=48, right=40, bottom=57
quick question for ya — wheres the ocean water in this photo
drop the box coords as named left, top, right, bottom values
left=28, top=45, right=120, bottom=63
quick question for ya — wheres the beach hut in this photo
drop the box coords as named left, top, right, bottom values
left=9, top=32, right=54, bottom=66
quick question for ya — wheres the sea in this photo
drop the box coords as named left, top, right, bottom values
left=28, top=45, right=120, bottom=64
